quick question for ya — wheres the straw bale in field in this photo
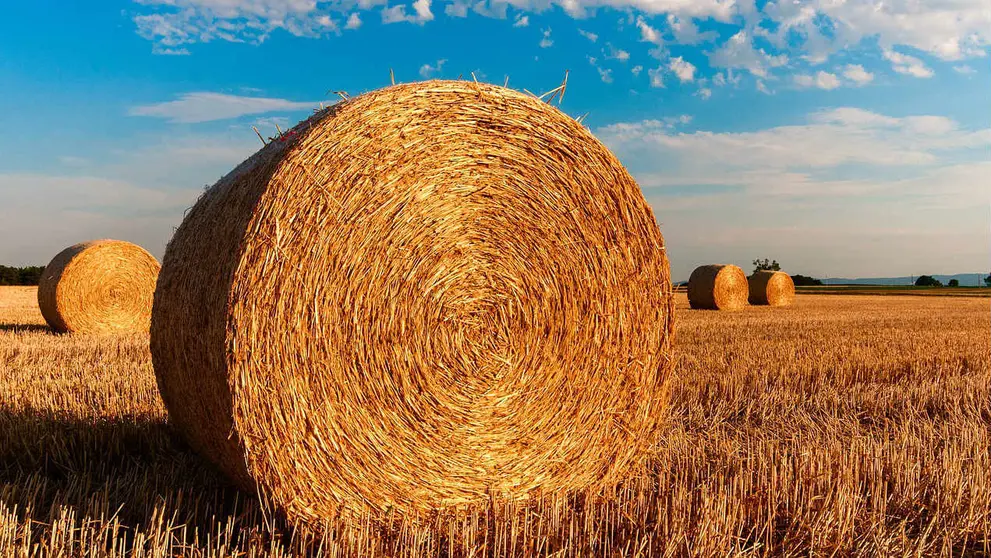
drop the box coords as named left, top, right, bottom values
left=37, top=240, right=160, bottom=334
left=150, top=80, right=675, bottom=521
left=687, top=264, right=748, bottom=311
left=748, top=270, right=796, bottom=307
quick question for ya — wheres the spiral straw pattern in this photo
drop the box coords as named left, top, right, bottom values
left=151, top=80, right=675, bottom=521
left=37, top=240, right=160, bottom=334
left=687, top=264, right=749, bottom=311
left=748, top=271, right=796, bottom=307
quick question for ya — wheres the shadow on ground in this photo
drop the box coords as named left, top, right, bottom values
left=0, top=323, right=52, bottom=333
left=0, top=408, right=265, bottom=538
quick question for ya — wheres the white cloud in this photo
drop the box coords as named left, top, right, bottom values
left=153, top=46, right=191, bottom=55
left=842, top=64, right=873, bottom=85
left=636, top=16, right=663, bottom=45
left=883, top=48, right=934, bottom=78
left=578, top=28, right=598, bottom=42
left=0, top=132, right=261, bottom=265
left=0, top=174, right=202, bottom=265
left=814, top=71, right=840, bottom=89
left=130, top=0, right=991, bottom=73
left=696, top=87, right=712, bottom=99
left=382, top=0, right=433, bottom=24
left=668, top=56, right=696, bottom=82
left=604, top=43, right=630, bottom=61
left=129, top=92, right=320, bottom=123
left=513, top=13, right=529, bottom=26
left=954, top=65, right=976, bottom=74
left=631, top=65, right=643, bottom=76
left=762, top=0, right=991, bottom=63
left=445, top=1, right=468, bottom=16
left=345, top=12, right=363, bottom=28
left=596, top=108, right=991, bottom=280
left=756, top=79, right=771, bottom=94
left=419, top=58, right=447, bottom=78
left=794, top=70, right=840, bottom=89
left=540, top=27, right=553, bottom=48
left=666, top=14, right=716, bottom=44
left=597, top=67, right=614, bottom=83
left=648, top=66, right=665, bottom=88
left=598, top=108, right=990, bottom=170
left=708, top=31, right=788, bottom=79
left=253, top=116, right=291, bottom=131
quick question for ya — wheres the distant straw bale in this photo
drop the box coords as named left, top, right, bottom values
left=748, top=271, right=796, bottom=307
left=687, top=264, right=749, bottom=311
left=37, top=240, right=160, bottom=334
left=150, top=80, right=676, bottom=522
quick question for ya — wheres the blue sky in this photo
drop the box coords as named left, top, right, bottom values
left=0, top=0, right=988, bottom=281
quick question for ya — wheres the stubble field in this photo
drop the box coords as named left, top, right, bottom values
left=1, top=285, right=989, bottom=557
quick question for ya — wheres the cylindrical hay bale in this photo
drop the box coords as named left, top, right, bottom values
left=151, top=80, right=675, bottom=522
left=687, top=264, right=749, bottom=311
left=748, top=271, right=796, bottom=307
left=38, top=240, right=160, bottom=334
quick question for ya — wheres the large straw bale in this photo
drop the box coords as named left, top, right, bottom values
left=687, top=264, right=748, bottom=311
left=748, top=270, right=796, bottom=307
left=37, top=240, right=160, bottom=334
left=150, top=80, right=675, bottom=521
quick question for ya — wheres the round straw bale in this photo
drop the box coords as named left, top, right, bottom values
left=748, top=270, right=796, bottom=307
left=37, top=240, right=160, bottom=334
left=151, top=80, right=675, bottom=521
left=686, top=264, right=748, bottom=311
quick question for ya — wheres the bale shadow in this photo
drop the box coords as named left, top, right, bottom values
left=0, top=323, right=52, bottom=333
left=0, top=408, right=270, bottom=547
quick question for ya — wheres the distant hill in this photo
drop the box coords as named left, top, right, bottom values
left=820, top=274, right=988, bottom=287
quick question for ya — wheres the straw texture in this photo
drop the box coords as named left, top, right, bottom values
left=748, top=271, right=796, bottom=307
left=151, top=80, right=675, bottom=521
left=37, top=240, right=160, bottom=334
left=687, top=264, right=748, bottom=311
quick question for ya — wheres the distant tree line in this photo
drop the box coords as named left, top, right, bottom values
left=0, top=265, right=44, bottom=286
left=915, top=276, right=978, bottom=288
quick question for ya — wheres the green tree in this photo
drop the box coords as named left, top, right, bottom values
left=792, top=274, right=823, bottom=286
left=915, top=275, right=943, bottom=287
left=0, top=265, right=45, bottom=286
left=752, top=258, right=781, bottom=274
left=985, top=274, right=991, bottom=287
left=948, top=279, right=959, bottom=287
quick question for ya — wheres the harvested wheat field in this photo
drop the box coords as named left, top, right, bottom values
left=1, top=285, right=990, bottom=557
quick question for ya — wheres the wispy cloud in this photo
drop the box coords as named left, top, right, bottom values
left=668, top=56, right=696, bottom=82
left=0, top=131, right=261, bottom=265
left=129, top=92, right=320, bottom=123
left=842, top=64, right=873, bottom=85
left=597, top=108, right=991, bottom=279
left=599, top=108, right=990, bottom=172
left=604, top=43, right=630, bottom=62
left=539, top=27, right=553, bottom=48
left=636, top=16, right=663, bottom=45
left=647, top=66, right=664, bottom=88
left=419, top=58, right=447, bottom=78
left=793, top=70, right=840, bottom=89
left=883, top=48, right=934, bottom=78
left=129, top=0, right=991, bottom=77
left=345, top=13, right=362, bottom=29
left=382, top=0, right=433, bottom=24
left=708, top=31, right=788, bottom=79
left=578, top=28, right=598, bottom=42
